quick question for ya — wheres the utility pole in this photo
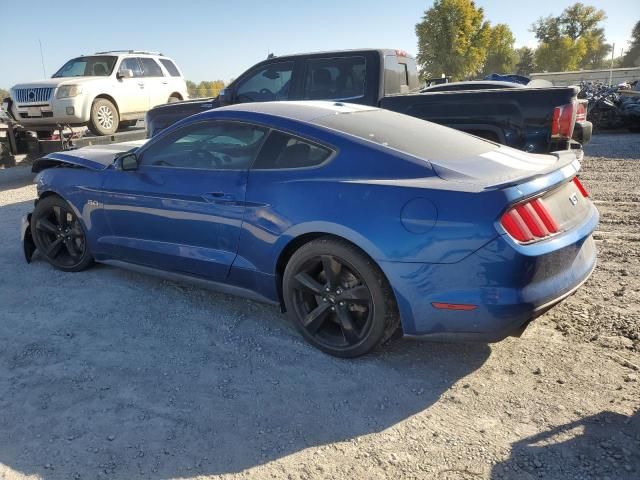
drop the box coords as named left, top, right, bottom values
left=609, top=42, right=615, bottom=85
left=38, top=39, right=46, bottom=77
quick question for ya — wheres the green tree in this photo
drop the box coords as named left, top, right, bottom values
left=515, top=47, right=536, bottom=75
left=0, top=88, right=9, bottom=100
left=192, top=80, right=225, bottom=98
left=532, top=3, right=610, bottom=71
left=482, top=24, right=517, bottom=75
left=415, top=0, right=491, bottom=81
left=622, top=20, right=640, bottom=67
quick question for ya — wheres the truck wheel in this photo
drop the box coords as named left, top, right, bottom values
left=88, top=98, right=119, bottom=136
left=168, top=95, right=181, bottom=103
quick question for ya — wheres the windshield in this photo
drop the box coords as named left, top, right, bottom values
left=52, top=56, right=117, bottom=78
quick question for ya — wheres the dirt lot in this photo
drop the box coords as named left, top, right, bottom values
left=0, top=133, right=638, bottom=480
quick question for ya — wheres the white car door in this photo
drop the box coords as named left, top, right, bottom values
left=113, top=58, right=148, bottom=114
left=139, top=57, right=170, bottom=108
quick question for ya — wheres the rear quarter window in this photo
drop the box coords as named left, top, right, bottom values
left=253, top=131, right=332, bottom=169
left=159, top=59, right=181, bottom=77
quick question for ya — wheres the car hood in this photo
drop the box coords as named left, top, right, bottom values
left=12, top=77, right=106, bottom=90
left=32, top=140, right=147, bottom=173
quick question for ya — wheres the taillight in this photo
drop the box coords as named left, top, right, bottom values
left=573, top=177, right=589, bottom=197
left=551, top=102, right=576, bottom=139
left=575, top=102, right=587, bottom=122
left=500, top=197, right=559, bottom=243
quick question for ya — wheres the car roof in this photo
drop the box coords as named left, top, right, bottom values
left=253, top=48, right=413, bottom=62
left=215, top=100, right=380, bottom=123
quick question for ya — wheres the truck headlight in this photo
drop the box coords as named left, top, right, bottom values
left=56, top=85, right=83, bottom=99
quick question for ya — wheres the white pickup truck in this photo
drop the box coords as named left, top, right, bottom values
left=6, top=50, right=188, bottom=136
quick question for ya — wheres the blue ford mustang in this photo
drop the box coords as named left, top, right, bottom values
left=22, top=101, right=598, bottom=357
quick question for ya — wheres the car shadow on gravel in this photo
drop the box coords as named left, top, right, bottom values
left=491, top=410, right=640, bottom=479
left=0, top=199, right=491, bottom=479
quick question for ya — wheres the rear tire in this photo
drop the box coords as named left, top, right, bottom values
left=30, top=195, right=94, bottom=272
left=168, top=95, right=181, bottom=103
left=88, top=98, right=119, bottom=136
left=283, top=237, right=399, bottom=357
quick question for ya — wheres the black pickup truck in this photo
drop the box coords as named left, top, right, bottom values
left=146, top=49, right=591, bottom=155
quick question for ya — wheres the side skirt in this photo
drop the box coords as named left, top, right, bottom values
left=100, top=259, right=279, bottom=306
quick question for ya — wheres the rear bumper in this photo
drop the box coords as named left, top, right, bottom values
left=381, top=205, right=598, bottom=339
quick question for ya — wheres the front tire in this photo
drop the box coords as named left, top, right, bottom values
left=88, top=98, right=119, bottom=136
left=283, top=237, right=399, bottom=357
left=168, top=95, right=181, bottom=103
left=30, top=195, right=93, bottom=272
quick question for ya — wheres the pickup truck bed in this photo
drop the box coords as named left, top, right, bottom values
left=381, top=86, right=587, bottom=153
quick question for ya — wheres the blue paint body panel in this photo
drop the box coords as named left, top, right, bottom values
left=29, top=102, right=598, bottom=339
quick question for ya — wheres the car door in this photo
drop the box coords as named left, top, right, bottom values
left=99, top=120, right=267, bottom=280
left=139, top=57, right=170, bottom=108
left=113, top=57, right=148, bottom=114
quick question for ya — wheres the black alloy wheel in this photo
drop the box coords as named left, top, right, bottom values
left=283, top=237, right=399, bottom=357
left=31, top=196, right=93, bottom=272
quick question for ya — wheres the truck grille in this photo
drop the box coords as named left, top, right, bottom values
left=13, top=87, right=53, bottom=104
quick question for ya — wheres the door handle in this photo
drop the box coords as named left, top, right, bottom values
left=202, top=192, right=236, bottom=203
left=161, top=81, right=168, bottom=85
left=138, top=82, right=145, bottom=88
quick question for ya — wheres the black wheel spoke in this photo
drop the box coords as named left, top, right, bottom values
left=63, top=237, right=81, bottom=258
left=69, top=224, right=84, bottom=238
left=303, top=302, right=331, bottom=334
left=293, top=272, right=324, bottom=295
left=35, top=218, right=58, bottom=235
left=336, top=307, right=361, bottom=344
left=321, top=255, right=342, bottom=288
left=45, top=237, right=64, bottom=257
left=53, top=206, right=65, bottom=227
left=338, top=285, right=371, bottom=305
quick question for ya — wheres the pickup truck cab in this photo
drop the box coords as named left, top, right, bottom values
left=146, top=49, right=591, bottom=154
left=8, top=50, right=188, bottom=136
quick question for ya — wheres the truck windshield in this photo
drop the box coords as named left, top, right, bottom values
left=52, top=56, right=117, bottom=78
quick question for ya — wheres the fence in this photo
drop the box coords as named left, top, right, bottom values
left=530, top=67, right=640, bottom=86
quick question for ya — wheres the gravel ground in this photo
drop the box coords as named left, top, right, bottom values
left=0, top=134, right=638, bottom=480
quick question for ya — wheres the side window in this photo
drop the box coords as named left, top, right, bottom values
left=140, top=58, right=164, bottom=77
left=119, top=58, right=143, bottom=77
left=159, top=59, right=181, bottom=77
left=303, top=56, right=366, bottom=100
left=235, top=61, right=294, bottom=103
left=140, top=122, right=266, bottom=170
left=253, top=131, right=332, bottom=170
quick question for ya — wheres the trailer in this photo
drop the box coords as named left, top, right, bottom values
left=0, top=118, right=146, bottom=168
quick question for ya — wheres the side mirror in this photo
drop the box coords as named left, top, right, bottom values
left=117, top=69, right=133, bottom=79
left=117, top=152, right=138, bottom=171
left=218, top=88, right=231, bottom=106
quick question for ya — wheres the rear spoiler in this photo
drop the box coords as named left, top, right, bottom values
left=485, top=150, right=580, bottom=190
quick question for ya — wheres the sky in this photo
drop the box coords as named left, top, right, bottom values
left=0, top=0, right=638, bottom=88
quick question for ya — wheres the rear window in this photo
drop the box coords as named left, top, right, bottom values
left=140, top=58, right=164, bottom=77
left=159, top=59, right=181, bottom=77
left=314, top=109, right=495, bottom=161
